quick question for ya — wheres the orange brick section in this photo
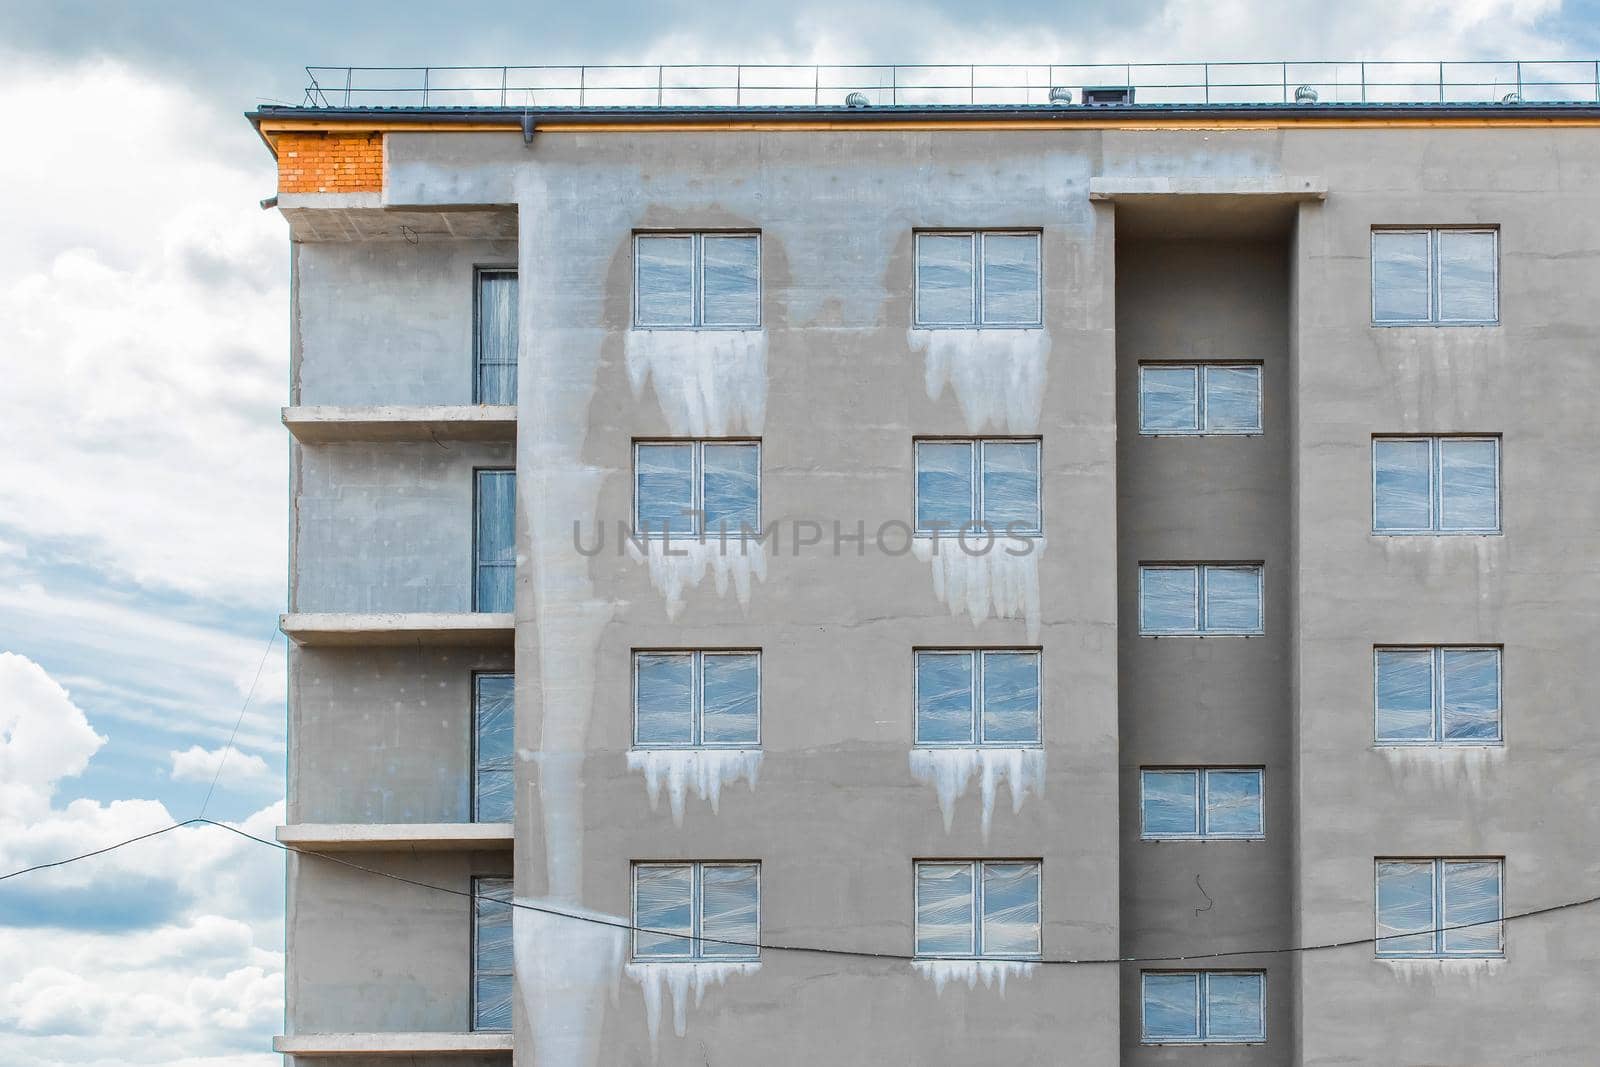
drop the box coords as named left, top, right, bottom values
left=277, top=132, right=383, bottom=194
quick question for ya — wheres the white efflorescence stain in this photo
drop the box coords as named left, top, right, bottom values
left=626, top=749, right=763, bottom=825
left=910, top=327, right=1050, bottom=435
left=912, top=537, right=1045, bottom=642
left=1378, top=958, right=1506, bottom=987
left=1377, top=745, right=1503, bottom=790
left=625, top=537, right=768, bottom=619
left=912, top=959, right=1038, bottom=996
left=624, top=329, right=767, bottom=437
left=909, top=747, right=1046, bottom=838
left=625, top=961, right=762, bottom=1053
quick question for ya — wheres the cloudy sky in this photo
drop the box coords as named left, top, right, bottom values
left=0, top=1, right=1597, bottom=1063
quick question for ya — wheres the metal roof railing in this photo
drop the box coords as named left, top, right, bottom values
left=299, top=60, right=1600, bottom=110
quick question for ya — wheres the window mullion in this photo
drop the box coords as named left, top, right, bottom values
left=1197, top=771, right=1209, bottom=837
left=691, top=652, right=703, bottom=747
left=1432, top=648, right=1445, bottom=743
left=691, top=234, right=703, bottom=328
left=972, top=861, right=984, bottom=957
left=1430, top=231, right=1440, bottom=324
left=973, top=651, right=984, bottom=745
left=694, top=443, right=705, bottom=537
left=970, top=233, right=981, bottom=326
left=1197, top=366, right=1210, bottom=432
left=1196, top=566, right=1208, bottom=632
left=691, top=863, right=704, bottom=960
left=972, top=441, right=984, bottom=528
left=1197, top=972, right=1210, bottom=1039
left=1432, top=860, right=1445, bottom=956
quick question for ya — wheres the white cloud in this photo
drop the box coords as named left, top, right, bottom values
left=0, top=54, right=287, bottom=607
left=0, top=653, right=284, bottom=1066
left=169, top=745, right=277, bottom=792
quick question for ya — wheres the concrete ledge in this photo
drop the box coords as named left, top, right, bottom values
left=1088, top=175, right=1327, bottom=199
left=283, top=405, right=517, bottom=443
left=274, top=1032, right=513, bottom=1055
left=277, top=823, right=514, bottom=851
left=281, top=612, right=514, bottom=647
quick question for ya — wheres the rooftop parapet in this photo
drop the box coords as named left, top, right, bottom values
left=293, top=60, right=1600, bottom=110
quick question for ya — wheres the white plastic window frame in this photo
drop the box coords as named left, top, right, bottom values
left=630, top=861, right=762, bottom=962
left=473, top=266, right=518, bottom=404
left=633, top=231, right=762, bottom=329
left=471, top=671, right=515, bottom=822
left=632, top=649, right=762, bottom=749
left=1371, top=436, right=1501, bottom=535
left=1373, top=646, right=1503, bottom=746
left=473, top=468, right=516, bottom=612
left=1371, top=227, right=1499, bottom=326
left=913, top=230, right=1044, bottom=328
left=912, top=859, right=1044, bottom=961
left=1139, top=768, right=1266, bottom=841
left=1137, top=362, right=1264, bottom=436
left=1140, top=970, right=1267, bottom=1045
left=913, top=437, right=1044, bottom=536
left=1374, top=858, right=1505, bottom=959
left=632, top=439, right=762, bottom=539
left=1138, top=563, right=1265, bottom=637
left=912, top=649, right=1043, bottom=748
left=470, top=876, right=514, bottom=1032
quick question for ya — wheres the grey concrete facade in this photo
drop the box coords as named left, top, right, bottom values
left=269, top=110, right=1600, bottom=1066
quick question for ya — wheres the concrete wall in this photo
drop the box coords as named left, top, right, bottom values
left=279, top=121, right=1600, bottom=1066
left=1285, top=129, right=1600, bottom=1066
left=285, top=850, right=512, bottom=1034
left=293, top=237, right=515, bottom=406
left=485, top=126, right=1123, bottom=1064
left=1116, top=238, right=1294, bottom=1062
left=288, top=645, right=513, bottom=823
left=291, top=440, right=513, bottom=613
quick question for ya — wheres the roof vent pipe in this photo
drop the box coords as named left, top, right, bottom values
left=1294, top=85, right=1319, bottom=104
left=1502, top=91, right=1522, bottom=103
left=845, top=91, right=871, bottom=108
left=1048, top=86, right=1074, bottom=104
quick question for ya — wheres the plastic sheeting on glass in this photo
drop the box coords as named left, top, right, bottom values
left=635, top=233, right=760, bottom=328
left=914, top=860, right=1041, bottom=959
left=1375, top=646, right=1501, bottom=744
left=634, top=651, right=760, bottom=747
left=1140, top=768, right=1264, bottom=839
left=475, top=269, right=518, bottom=404
left=1372, top=228, right=1497, bottom=325
left=914, top=439, right=1041, bottom=535
left=472, top=877, right=514, bottom=1031
left=473, top=673, right=514, bottom=822
left=915, top=231, right=1042, bottom=327
left=1373, top=437, right=1500, bottom=534
left=634, top=441, right=761, bottom=538
left=1141, top=971, right=1265, bottom=1043
left=1139, top=564, right=1263, bottom=635
left=1377, top=859, right=1503, bottom=957
left=474, top=469, right=515, bottom=611
left=1138, top=364, right=1262, bottom=435
left=914, top=650, right=1040, bottom=746
left=632, top=862, right=759, bottom=961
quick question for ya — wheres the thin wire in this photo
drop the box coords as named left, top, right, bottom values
left=0, top=821, right=195, bottom=882
left=1, top=818, right=1590, bottom=965
left=199, top=629, right=279, bottom=819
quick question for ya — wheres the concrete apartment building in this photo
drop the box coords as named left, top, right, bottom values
left=255, top=61, right=1600, bottom=1065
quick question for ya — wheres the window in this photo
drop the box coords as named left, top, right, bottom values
left=1140, top=769, right=1264, bottom=840
left=1373, top=437, right=1500, bottom=534
left=1142, top=971, right=1265, bottom=1044
left=634, top=232, right=760, bottom=328
left=632, top=862, right=760, bottom=961
left=915, top=231, right=1042, bottom=327
left=914, top=439, right=1041, bottom=535
left=1375, top=647, right=1501, bottom=744
left=473, top=673, right=514, bottom=822
left=1376, top=859, right=1503, bottom=958
left=475, top=268, right=517, bottom=404
left=634, top=651, right=760, bottom=747
left=474, top=470, right=515, bottom=611
left=1139, top=364, right=1262, bottom=435
left=1139, top=565, right=1263, bottom=636
left=913, top=860, right=1041, bottom=959
left=914, top=650, right=1040, bottom=746
left=1372, top=228, right=1498, bottom=325
left=472, top=877, right=513, bottom=1031
left=634, top=440, right=760, bottom=539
